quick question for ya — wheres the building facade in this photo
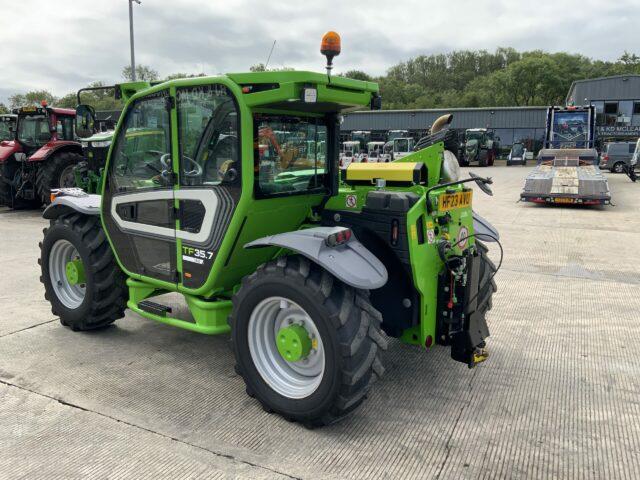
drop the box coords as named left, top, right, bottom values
left=566, top=75, right=640, bottom=142
left=340, top=74, right=640, bottom=154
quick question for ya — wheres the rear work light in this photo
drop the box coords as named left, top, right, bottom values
left=325, top=228, right=352, bottom=247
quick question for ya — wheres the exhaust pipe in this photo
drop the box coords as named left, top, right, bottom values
left=430, top=114, right=453, bottom=134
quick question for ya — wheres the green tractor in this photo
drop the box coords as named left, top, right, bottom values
left=39, top=33, right=500, bottom=427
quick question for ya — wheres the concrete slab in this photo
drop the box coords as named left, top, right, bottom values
left=1, top=166, right=639, bottom=479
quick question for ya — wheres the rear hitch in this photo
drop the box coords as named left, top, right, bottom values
left=468, top=345, right=489, bottom=369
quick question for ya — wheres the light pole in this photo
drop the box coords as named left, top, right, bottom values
left=128, top=0, right=141, bottom=81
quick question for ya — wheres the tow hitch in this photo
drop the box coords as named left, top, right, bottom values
left=436, top=242, right=493, bottom=367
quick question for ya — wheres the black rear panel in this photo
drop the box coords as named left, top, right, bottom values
left=322, top=191, right=420, bottom=337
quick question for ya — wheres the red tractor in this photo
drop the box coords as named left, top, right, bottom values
left=0, top=102, right=83, bottom=208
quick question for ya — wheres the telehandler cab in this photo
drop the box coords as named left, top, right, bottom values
left=39, top=32, right=500, bottom=426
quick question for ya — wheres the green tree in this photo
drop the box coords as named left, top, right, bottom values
left=121, top=64, right=159, bottom=82
left=249, top=63, right=293, bottom=72
left=164, top=72, right=206, bottom=81
left=340, top=70, right=372, bottom=81
left=9, top=90, right=56, bottom=109
left=0, top=103, right=8, bottom=114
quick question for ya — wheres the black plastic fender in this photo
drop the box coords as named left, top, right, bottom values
left=473, top=211, right=499, bottom=242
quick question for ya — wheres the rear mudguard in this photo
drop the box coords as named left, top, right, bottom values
left=42, top=190, right=100, bottom=219
left=245, top=227, right=388, bottom=290
left=473, top=211, right=499, bottom=242
left=28, top=141, right=83, bottom=162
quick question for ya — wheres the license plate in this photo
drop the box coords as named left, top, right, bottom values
left=553, top=197, right=575, bottom=204
left=438, top=191, right=472, bottom=212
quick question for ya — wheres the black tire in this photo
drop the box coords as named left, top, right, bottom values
left=612, top=162, right=625, bottom=174
left=36, top=151, right=83, bottom=205
left=476, top=241, right=497, bottom=314
left=0, top=159, right=41, bottom=209
left=39, top=213, right=128, bottom=330
left=479, top=150, right=488, bottom=167
left=230, top=255, right=387, bottom=427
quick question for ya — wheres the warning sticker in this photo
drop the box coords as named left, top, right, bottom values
left=427, top=229, right=435, bottom=244
left=345, top=194, right=357, bottom=208
left=457, top=226, right=469, bottom=249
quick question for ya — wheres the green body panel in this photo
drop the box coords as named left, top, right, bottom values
left=126, top=279, right=231, bottom=334
left=327, top=141, right=475, bottom=347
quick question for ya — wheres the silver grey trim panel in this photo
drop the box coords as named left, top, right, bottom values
left=245, top=227, right=388, bottom=290
left=110, top=189, right=218, bottom=245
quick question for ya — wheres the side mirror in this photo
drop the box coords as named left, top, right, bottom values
left=75, top=104, right=96, bottom=138
left=469, top=171, right=493, bottom=196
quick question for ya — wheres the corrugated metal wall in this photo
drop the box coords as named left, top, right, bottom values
left=568, top=76, right=640, bottom=102
left=341, top=107, right=548, bottom=132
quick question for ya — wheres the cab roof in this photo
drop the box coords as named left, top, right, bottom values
left=13, top=106, right=75, bottom=116
left=120, top=71, right=380, bottom=114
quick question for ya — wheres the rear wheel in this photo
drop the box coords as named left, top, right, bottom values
left=476, top=241, right=497, bottom=314
left=36, top=151, right=83, bottom=204
left=612, top=162, right=625, bottom=174
left=39, top=213, right=128, bottom=330
left=230, top=255, right=387, bottom=427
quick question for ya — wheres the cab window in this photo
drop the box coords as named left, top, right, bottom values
left=176, top=84, right=240, bottom=186
left=110, top=93, right=171, bottom=191
left=56, top=116, right=74, bottom=141
left=254, top=114, right=328, bottom=197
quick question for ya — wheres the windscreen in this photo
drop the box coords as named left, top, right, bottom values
left=394, top=138, right=409, bottom=152
left=551, top=111, right=590, bottom=148
left=17, top=114, right=49, bottom=147
left=511, top=143, right=524, bottom=156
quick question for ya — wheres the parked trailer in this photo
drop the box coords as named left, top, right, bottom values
left=520, top=106, right=611, bottom=205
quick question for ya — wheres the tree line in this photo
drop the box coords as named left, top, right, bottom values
left=2, top=49, right=639, bottom=114
left=344, top=49, right=640, bottom=109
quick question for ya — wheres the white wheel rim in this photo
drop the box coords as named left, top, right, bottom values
left=49, top=239, right=86, bottom=309
left=247, top=296, right=325, bottom=399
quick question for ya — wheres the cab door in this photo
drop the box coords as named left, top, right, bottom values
left=102, top=89, right=178, bottom=285
left=173, top=83, right=241, bottom=290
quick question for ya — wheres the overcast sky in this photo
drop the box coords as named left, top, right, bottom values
left=1, top=0, right=637, bottom=103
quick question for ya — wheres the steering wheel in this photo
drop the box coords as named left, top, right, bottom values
left=159, top=153, right=203, bottom=180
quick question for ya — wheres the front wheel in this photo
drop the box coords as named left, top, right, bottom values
left=230, top=255, right=387, bottom=427
left=39, top=213, right=128, bottom=330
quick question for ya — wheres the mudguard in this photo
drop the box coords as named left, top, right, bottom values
left=43, top=190, right=101, bottom=219
left=245, top=227, right=388, bottom=290
left=473, top=211, right=499, bottom=242
left=28, top=141, right=82, bottom=162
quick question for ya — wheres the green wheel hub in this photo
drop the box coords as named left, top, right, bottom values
left=65, top=259, right=85, bottom=286
left=276, top=324, right=312, bottom=363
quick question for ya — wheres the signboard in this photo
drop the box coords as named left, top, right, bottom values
left=596, top=125, right=640, bottom=137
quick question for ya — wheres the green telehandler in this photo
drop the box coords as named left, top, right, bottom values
left=39, top=32, right=500, bottom=427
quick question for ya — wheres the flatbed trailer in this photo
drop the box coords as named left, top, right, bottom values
left=520, top=106, right=611, bottom=205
